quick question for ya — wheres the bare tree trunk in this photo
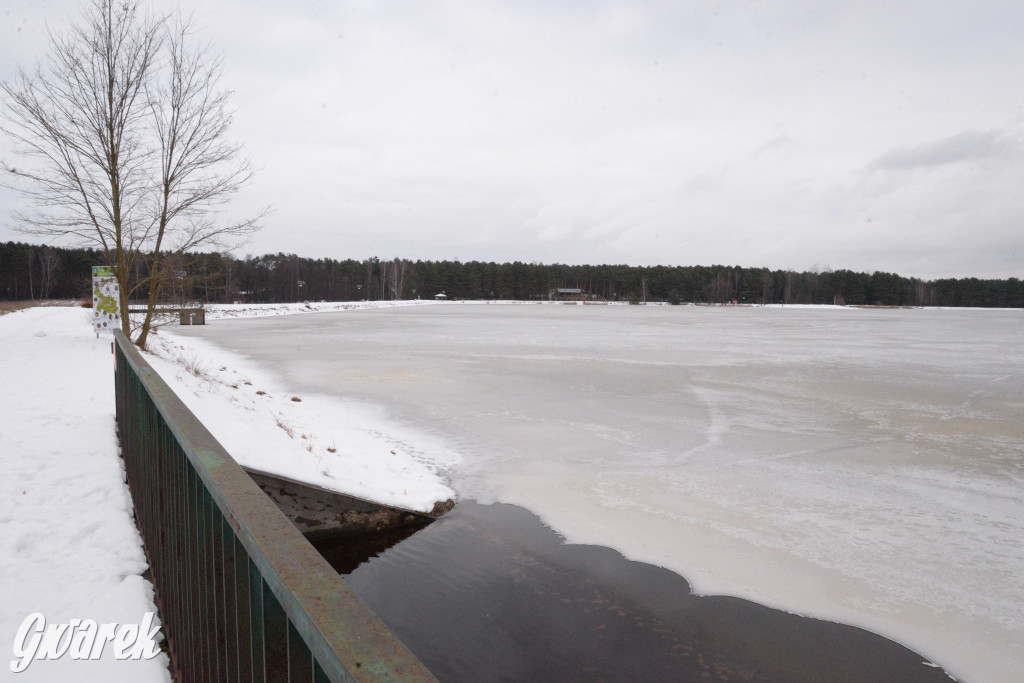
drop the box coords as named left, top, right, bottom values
left=222, top=253, right=234, bottom=303
left=391, top=258, right=407, bottom=299
left=26, top=247, right=35, bottom=301
left=379, top=260, right=389, bottom=300
left=760, top=268, right=773, bottom=305
left=39, top=247, right=59, bottom=299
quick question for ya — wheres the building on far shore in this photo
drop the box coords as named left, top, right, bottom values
left=549, top=288, right=586, bottom=301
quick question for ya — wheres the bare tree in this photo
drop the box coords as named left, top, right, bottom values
left=806, top=264, right=822, bottom=304
left=378, top=259, right=390, bottom=300
left=221, top=251, right=235, bottom=303
left=1, top=0, right=159, bottom=333
left=783, top=271, right=795, bottom=305
left=39, top=246, right=61, bottom=299
left=1, top=0, right=262, bottom=347
left=26, top=246, right=35, bottom=300
left=390, top=258, right=407, bottom=299
left=759, top=268, right=774, bottom=305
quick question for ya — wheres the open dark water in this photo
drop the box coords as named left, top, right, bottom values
left=314, top=501, right=952, bottom=683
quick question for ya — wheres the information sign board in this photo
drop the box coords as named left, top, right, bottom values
left=91, top=266, right=121, bottom=335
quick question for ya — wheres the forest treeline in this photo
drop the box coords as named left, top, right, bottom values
left=2, top=241, right=1022, bottom=308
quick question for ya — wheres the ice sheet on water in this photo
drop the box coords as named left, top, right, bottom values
left=172, top=303, right=1024, bottom=682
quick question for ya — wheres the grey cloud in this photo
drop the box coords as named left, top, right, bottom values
left=869, top=129, right=1015, bottom=171
left=753, top=134, right=796, bottom=157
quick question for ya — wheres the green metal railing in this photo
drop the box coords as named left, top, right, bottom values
left=113, top=331, right=436, bottom=682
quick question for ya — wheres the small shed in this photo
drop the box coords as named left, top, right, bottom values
left=434, top=293, right=448, bottom=300
left=549, top=288, right=586, bottom=301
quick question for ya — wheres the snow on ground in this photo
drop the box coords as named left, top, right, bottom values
left=199, top=299, right=440, bottom=319
left=0, top=306, right=170, bottom=682
left=142, top=309, right=459, bottom=513
left=194, top=298, right=608, bottom=322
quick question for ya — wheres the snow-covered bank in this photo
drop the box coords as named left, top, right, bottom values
left=193, top=298, right=556, bottom=321
left=199, top=299, right=441, bottom=320
left=143, top=301, right=459, bottom=513
left=0, top=307, right=169, bottom=682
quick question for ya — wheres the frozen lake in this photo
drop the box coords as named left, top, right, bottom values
left=177, top=303, right=1024, bottom=682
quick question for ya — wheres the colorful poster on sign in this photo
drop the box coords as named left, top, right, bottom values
left=91, top=266, right=121, bottom=335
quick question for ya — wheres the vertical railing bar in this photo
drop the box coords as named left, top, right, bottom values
left=169, top=432, right=184, bottom=678
left=182, top=459, right=196, bottom=680
left=152, top=408, right=164, bottom=590
left=288, top=620, right=314, bottom=683
left=235, top=534, right=253, bottom=682
left=204, top=487, right=223, bottom=682
left=222, top=515, right=240, bottom=683
left=250, top=557, right=266, bottom=683
left=263, top=578, right=288, bottom=681
left=210, top=491, right=224, bottom=679
left=179, top=460, right=191, bottom=680
left=154, top=419, right=167, bottom=632
left=172, top=431, right=187, bottom=680
left=195, top=466, right=210, bottom=679
left=186, top=460, right=200, bottom=681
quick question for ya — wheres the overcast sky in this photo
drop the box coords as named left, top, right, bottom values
left=3, top=1, right=1023, bottom=279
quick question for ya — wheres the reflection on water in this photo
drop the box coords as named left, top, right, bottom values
left=311, top=518, right=432, bottom=575
left=316, top=502, right=952, bottom=683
